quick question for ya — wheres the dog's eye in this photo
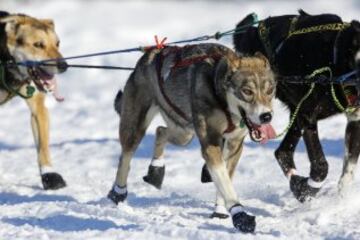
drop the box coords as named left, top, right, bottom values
left=33, top=41, right=45, bottom=49
left=242, top=89, right=253, bottom=96
left=266, top=87, right=274, bottom=95
left=56, top=41, right=60, bottom=47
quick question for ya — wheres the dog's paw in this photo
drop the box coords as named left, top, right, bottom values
left=201, top=164, right=212, bottom=183
left=41, top=172, right=66, bottom=190
left=290, top=175, right=320, bottom=203
left=143, top=165, right=165, bottom=189
left=232, top=211, right=256, bottom=233
left=107, top=186, right=127, bottom=205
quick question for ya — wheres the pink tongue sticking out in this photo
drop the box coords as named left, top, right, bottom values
left=44, top=78, right=64, bottom=102
left=254, top=124, right=277, bottom=144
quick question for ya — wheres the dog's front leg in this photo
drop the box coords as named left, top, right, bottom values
left=195, top=112, right=255, bottom=233
left=211, top=136, right=245, bottom=219
left=274, top=119, right=302, bottom=178
left=202, top=143, right=255, bottom=233
left=26, top=93, right=66, bottom=190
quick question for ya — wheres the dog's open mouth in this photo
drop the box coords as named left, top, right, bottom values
left=28, top=67, right=64, bottom=101
left=240, top=109, right=276, bottom=144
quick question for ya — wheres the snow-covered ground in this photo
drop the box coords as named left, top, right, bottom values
left=0, top=0, right=359, bottom=239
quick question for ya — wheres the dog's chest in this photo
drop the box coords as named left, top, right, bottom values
left=223, top=113, right=248, bottom=140
left=0, top=89, right=9, bottom=103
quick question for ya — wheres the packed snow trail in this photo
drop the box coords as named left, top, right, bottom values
left=0, top=1, right=359, bottom=239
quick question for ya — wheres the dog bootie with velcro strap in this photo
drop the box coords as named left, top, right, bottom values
left=143, top=165, right=165, bottom=189
left=107, top=185, right=128, bottom=204
left=201, top=164, right=212, bottom=183
left=230, top=204, right=256, bottom=233
left=290, top=175, right=321, bottom=203
left=41, top=173, right=66, bottom=190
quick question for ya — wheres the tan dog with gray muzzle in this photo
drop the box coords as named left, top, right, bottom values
left=0, top=11, right=67, bottom=190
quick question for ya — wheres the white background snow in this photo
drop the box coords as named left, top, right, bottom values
left=0, top=0, right=359, bottom=239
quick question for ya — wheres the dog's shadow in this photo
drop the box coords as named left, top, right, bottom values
left=0, top=134, right=345, bottom=159
left=2, top=215, right=139, bottom=232
left=127, top=192, right=212, bottom=210
left=0, top=191, right=140, bottom=232
left=0, top=191, right=75, bottom=205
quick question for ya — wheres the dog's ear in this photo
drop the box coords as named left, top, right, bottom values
left=351, top=20, right=360, bottom=32
left=41, top=19, right=55, bottom=29
left=215, top=57, right=230, bottom=85
left=0, top=17, right=19, bottom=33
left=254, top=52, right=270, bottom=70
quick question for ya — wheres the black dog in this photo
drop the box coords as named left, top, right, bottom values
left=230, top=10, right=360, bottom=202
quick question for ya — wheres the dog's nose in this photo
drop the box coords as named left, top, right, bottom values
left=259, top=112, right=272, bottom=124
left=57, top=61, right=68, bottom=73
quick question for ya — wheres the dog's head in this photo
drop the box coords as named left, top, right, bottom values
left=0, top=14, right=67, bottom=92
left=216, top=52, right=276, bottom=142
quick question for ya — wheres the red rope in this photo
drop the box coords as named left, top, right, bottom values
left=155, top=35, right=167, bottom=49
left=172, top=54, right=222, bottom=70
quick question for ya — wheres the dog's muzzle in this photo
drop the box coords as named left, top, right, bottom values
left=57, top=61, right=68, bottom=73
left=259, top=112, right=272, bottom=124
left=26, top=63, right=65, bottom=101
left=239, top=108, right=276, bottom=144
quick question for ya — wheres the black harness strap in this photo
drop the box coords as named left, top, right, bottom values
left=154, top=48, right=191, bottom=122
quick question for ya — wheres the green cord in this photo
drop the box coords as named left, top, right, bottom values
left=330, top=83, right=356, bottom=113
left=276, top=67, right=331, bottom=138
left=323, top=66, right=356, bottom=113
left=276, top=82, right=315, bottom=138
left=0, top=63, right=34, bottom=99
left=276, top=67, right=357, bottom=139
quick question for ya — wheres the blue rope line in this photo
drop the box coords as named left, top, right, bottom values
left=334, top=70, right=358, bottom=83
left=12, top=18, right=260, bottom=68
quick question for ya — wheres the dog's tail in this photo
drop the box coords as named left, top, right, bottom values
left=114, top=90, right=123, bottom=115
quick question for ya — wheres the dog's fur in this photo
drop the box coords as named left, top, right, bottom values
left=233, top=10, right=360, bottom=201
left=0, top=12, right=67, bottom=190
left=107, top=43, right=275, bottom=232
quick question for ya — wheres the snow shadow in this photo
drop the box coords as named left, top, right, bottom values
left=0, top=192, right=75, bottom=205
left=2, top=215, right=139, bottom=232
left=0, top=135, right=344, bottom=160
left=133, top=134, right=345, bottom=159
left=0, top=141, right=26, bottom=151
left=127, top=192, right=212, bottom=210
left=50, top=138, right=117, bottom=149
left=0, top=138, right=118, bottom=152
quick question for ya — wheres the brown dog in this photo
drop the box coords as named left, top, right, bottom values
left=0, top=11, right=67, bottom=190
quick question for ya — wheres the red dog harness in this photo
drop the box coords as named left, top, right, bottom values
left=152, top=46, right=236, bottom=134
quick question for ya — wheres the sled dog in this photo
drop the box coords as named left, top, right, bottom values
left=108, top=43, right=276, bottom=233
left=0, top=12, right=67, bottom=189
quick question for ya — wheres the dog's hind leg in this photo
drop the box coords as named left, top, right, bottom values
left=289, top=123, right=326, bottom=202
left=143, top=125, right=194, bottom=189
left=338, top=112, right=360, bottom=193
left=143, top=126, right=168, bottom=189
left=26, top=93, right=66, bottom=190
left=108, top=78, right=157, bottom=204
